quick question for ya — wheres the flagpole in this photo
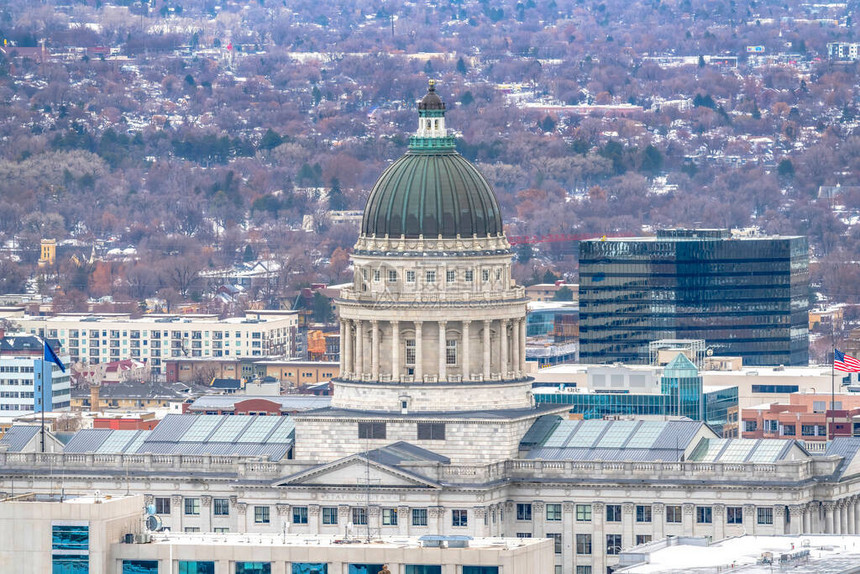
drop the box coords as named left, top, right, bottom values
left=831, top=348, right=835, bottom=442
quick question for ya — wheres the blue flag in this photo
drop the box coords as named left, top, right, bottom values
left=44, top=340, right=65, bottom=373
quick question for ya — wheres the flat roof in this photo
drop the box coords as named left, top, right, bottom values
left=618, top=535, right=860, bottom=573
left=141, top=532, right=545, bottom=551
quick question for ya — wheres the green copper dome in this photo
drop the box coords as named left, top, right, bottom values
left=360, top=83, right=504, bottom=239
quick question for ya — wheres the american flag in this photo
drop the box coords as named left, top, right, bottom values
left=835, top=349, right=860, bottom=372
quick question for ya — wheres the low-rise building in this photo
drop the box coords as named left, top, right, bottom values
left=741, top=392, right=860, bottom=444
left=7, top=310, right=299, bottom=374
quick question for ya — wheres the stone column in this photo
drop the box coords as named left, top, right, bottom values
left=533, top=502, right=546, bottom=538
left=847, top=499, right=855, bottom=535
left=855, top=498, right=860, bottom=534
left=338, top=505, right=350, bottom=536
left=788, top=505, right=803, bottom=535
left=592, top=502, right=606, bottom=574
left=438, top=320, right=447, bottom=382
left=840, top=500, right=849, bottom=534
left=391, top=321, right=400, bottom=382
left=415, top=321, right=424, bottom=381
left=276, top=504, right=290, bottom=534
left=562, top=502, right=575, bottom=574
left=429, top=506, right=445, bottom=533
left=170, top=494, right=183, bottom=532
left=235, top=502, right=247, bottom=533
left=462, top=321, right=471, bottom=381
left=342, top=320, right=352, bottom=379
left=742, top=504, right=756, bottom=534
left=512, top=317, right=520, bottom=377
left=397, top=506, right=409, bottom=536
left=201, top=495, right=212, bottom=533
left=824, top=502, right=835, bottom=533
left=474, top=507, right=488, bottom=537
left=682, top=504, right=695, bottom=537
left=500, top=319, right=508, bottom=379
left=652, top=503, right=665, bottom=540
left=622, top=503, right=635, bottom=548
left=371, top=320, right=379, bottom=380
left=774, top=505, right=786, bottom=535
left=483, top=320, right=491, bottom=380
left=354, top=319, right=364, bottom=377
left=339, top=319, right=347, bottom=376
left=520, top=318, right=527, bottom=368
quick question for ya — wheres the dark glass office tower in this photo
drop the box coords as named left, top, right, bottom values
left=579, top=229, right=809, bottom=366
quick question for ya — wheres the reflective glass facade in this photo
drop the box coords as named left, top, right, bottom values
left=534, top=361, right=738, bottom=436
left=579, top=231, right=809, bottom=366
left=52, top=523, right=89, bottom=574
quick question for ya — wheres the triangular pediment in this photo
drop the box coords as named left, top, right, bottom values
left=274, top=454, right=440, bottom=489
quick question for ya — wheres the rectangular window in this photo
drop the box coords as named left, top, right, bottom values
left=635, top=534, right=652, bottom=545
left=155, top=497, right=171, bottom=515
left=696, top=506, right=712, bottom=524
left=446, top=339, right=457, bottom=365
left=405, top=339, right=416, bottom=365
left=235, top=563, right=271, bottom=574
left=665, top=505, right=682, bottom=523
left=52, top=524, right=89, bottom=551
left=516, top=532, right=532, bottom=538
left=727, top=506, right=743, bottom=525
left=184, top=498, right=200, bottom=515
left=406, top=270, right=416, bottom=283
left=184, top=527, right=200, bottom=533
left=388, top=270, right=397, bottom=282
left=516, top=503, right=532, bottom=521
left=426, top=271, right=436, bottom=283
left=373, top=269, right=380, bottom=282
left=606, top=504, right=622, bottom=522
left=254, top=506, right=270, bottom=524
left=352, top=507, right=367, bottom=525
left=801, top=425, right=816, bottom=436
left=179, top=562, right=215, bottom=574
left=744, top=420, right=757, bottom=432
left=213, top=498, right=230, bottom=516
left=463, top=569, right=498, bottom=574
left=412, top=508, right=428, bottom=526
left=382, top=508, right=398, bottom=526
left=575, top=533, right=592, bottom=555
left=575, top=568, right=592, bottom=574
left=452, top=509, right=468, bottom=527
left=636, top=505, right=651, bottom=523
left=358, top=422, right=386, bottom=439
left=214, top=528, right=229, bottom=533
left=606, top=533, right=622, bottom=555
left=310, top=507, right=333, bottom=527
left=465, top=270, right=474, bottom=282
left=576, top=504, right=592, bottom=522
left=122, top=561, right=159, bottom=574
left=482, top=269, right=489, bottom=282
left=782, top=424, right=796, bottom=436
left=417, top=422, right=445, bottom=440
left=546, top=503, right=562, bottom=521
left=547, top=532, right=562, bottom=554
left=446, top=270, right=455, bottom=283
left=813, top=401, right=826, bottom=413
left=293, top=506, right=308, bottom=524
left=757, top=507, right=773, bottom=525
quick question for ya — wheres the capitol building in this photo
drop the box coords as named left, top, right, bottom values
left=4, top=83, right=860, bottom=574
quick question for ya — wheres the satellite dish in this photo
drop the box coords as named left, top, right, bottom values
left=706, top=348, right=714, bottom=356
left=145, top=515, right=162, bottom=532
left=145, top=504, right=156, bottom=516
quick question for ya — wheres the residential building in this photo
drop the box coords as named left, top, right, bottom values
left=827, top=42, right=860, bottom=60
left=579, top=229, right=810, bottom=366
left=7, top=310, right=299, bottom=374
left=0, top=334, right=71, bottom=416
left=525, top=282, right=579, bottom=303
left=741, top=393, right=860, bottom=444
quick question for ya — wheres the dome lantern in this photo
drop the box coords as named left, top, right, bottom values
left=360, top=80, right=504, bottom=240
